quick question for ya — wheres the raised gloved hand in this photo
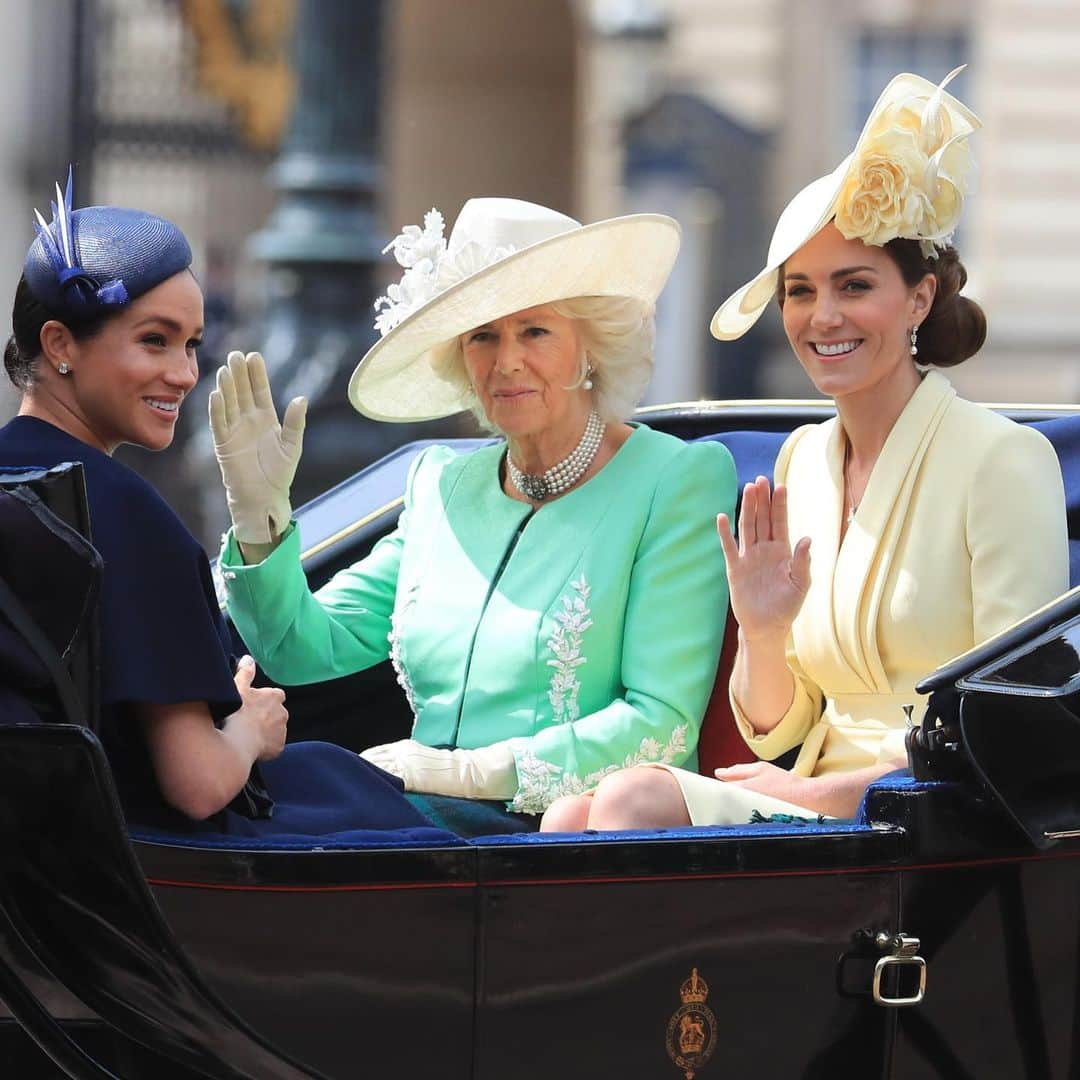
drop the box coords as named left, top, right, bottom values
left=209, top=351, right=307, bottom=545
left=360, top=739, right=518, bottom=800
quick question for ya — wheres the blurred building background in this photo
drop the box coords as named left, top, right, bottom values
left=0, top=0, right=1076, bottom=547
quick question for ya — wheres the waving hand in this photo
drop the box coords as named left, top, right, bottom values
left=716, top=477, right=811, bottom=642
left=209, top=351, right=307, bottom=545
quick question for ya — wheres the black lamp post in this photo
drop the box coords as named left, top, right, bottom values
left=248, top=0, right=393, bottom=504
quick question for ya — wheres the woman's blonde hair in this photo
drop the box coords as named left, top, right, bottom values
left=429, top=296, right=656, bottom=431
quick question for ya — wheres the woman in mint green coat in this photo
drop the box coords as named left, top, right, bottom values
left=211, top=198, right=736, bottom=829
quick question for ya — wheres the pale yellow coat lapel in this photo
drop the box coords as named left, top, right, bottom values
left=831, top=371, right=956, bottom=693
left=783, top=420, right=854, bottom=693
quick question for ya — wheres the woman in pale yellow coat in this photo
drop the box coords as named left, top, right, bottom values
left=541, top=68, right=1069, bottom=832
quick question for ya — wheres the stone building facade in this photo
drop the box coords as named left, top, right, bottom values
left=0, top=0, right=1076, bottom=411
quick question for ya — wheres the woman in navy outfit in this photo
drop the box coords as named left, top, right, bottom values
left=0, top=175, right=444, bottom=841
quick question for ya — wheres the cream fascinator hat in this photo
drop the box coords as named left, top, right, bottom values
left=711, top=67, right=981, bottom=341
left=349, top=198, right=680, bottom=421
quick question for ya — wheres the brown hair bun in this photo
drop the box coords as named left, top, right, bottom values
left=884, top=239, right=986, bottom=367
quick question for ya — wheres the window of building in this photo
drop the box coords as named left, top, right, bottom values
left=854, top=29, right=971, bottom=144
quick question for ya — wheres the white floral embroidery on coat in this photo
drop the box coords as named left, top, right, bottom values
left=509, top=725, right=689, bottom=814
left=547, top=575, right=592, bottom=724
left=387, top=583, right=420, bottom=721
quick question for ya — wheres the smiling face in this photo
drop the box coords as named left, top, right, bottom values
left=780, top=223, right=935, bottom=402
left=41, top=270, right=203, bottom=453
left=460, top=303, right=590, bottom=442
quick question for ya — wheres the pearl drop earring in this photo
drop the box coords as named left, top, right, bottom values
left=909, top=326, right=919, bottom=356
left=583, top=364, right=594, bottom=391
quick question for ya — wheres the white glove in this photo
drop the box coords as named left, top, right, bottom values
left=208, top=351, right=307, bottom=544
left=360, top=739, right=518, bottom=800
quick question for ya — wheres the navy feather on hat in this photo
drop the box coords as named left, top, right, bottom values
left=23, top=171, right=192, bottom=321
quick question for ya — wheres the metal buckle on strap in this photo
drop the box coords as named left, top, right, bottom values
left=872, top=933, right=927, bottom=1007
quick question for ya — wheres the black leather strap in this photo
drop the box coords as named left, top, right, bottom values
left=0, top=574, right=85, bottom=727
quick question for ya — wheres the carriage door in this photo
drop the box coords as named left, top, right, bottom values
left=474, top=829, right=904, bottom=1079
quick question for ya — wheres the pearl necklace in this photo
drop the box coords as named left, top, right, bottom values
left=507, top=410, right=605, bottom=502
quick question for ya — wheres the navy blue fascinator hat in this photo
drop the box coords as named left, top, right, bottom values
left=23, top=170, right=192, bottom=321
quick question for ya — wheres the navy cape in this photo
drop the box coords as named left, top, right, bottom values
left=0, top=416, right=443, bottom=843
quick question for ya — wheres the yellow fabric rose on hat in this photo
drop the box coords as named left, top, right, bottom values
left=834, top=133, right=930, bottom=247
left=832, top=69, right=976, bottom=255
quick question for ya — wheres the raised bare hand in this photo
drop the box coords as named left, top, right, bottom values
left=716, top=476, right=811, bottom=641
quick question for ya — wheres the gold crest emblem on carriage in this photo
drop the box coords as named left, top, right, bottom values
left=665, top=967, right=717, bottom=1078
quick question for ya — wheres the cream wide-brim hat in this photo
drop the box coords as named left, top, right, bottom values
left=710, top=69, right=981, bottom=341
left=349, top=197, right=681, bottom=421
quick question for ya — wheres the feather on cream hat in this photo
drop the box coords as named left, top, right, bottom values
left=711, top=67, right=981, bottom=341
left=349, top=197, right=681, bottom=421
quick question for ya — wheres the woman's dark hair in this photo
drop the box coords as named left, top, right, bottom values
left=4, top=274, right=112, bottom=390
left=775, top=234, right=987, bottom=368
left=880, top=238, right=986, bottom=367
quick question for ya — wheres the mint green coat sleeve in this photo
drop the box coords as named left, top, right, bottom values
left=220, top=446, right=447, bottom=685
left=506, top=441, right=736, bottom=813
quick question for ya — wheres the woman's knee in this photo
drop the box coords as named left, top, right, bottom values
left=540, top=793, right=593, bottom=832
left=588, top=767, right=690, bottom=830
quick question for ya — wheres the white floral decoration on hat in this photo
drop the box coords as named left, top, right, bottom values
left=373, top=208, right=516, bottom=336
left=435, top=238, right=517, bottom=292
left=834, top=66, right=974, bottom=259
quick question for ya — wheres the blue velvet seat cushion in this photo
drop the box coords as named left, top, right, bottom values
left=126, top=774, right=958, bottom=851
left=128, top=825, right=466, bottom=852
left=465, top=772, right=953, bottom=845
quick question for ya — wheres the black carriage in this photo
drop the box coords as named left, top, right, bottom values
left=2, top=399, right=1079, bottom=1079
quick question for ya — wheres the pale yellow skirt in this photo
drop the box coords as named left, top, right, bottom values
left=649, top=764, right=836, bottom=826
